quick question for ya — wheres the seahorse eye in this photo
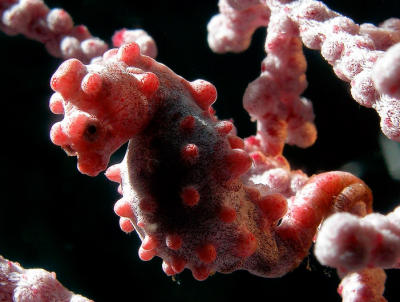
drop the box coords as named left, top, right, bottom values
left=84, top=124, right=98, bottom=142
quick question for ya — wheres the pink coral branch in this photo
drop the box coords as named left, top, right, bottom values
left=339, top=268, right=387, bottom=302
left=0, top=256, right=92, bottom=302
left=243, top=10, right=316, bottom=155
left=315, top=207, right=400, bottom=272
left=208, top=0, right=400, bottom=142
left=289, top=0, right=400, bottom=141
left=0, top=0, right=107, bottom=62
left=0, top=0, right=157, bottom=62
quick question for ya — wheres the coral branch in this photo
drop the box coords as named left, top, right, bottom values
left=243, top=10, right=316, bottom=155
left=0, top=0, right=107, bottom=62
left=315, top=207, right=400, bottom=272
left=208, top=0, right=400, bottom=142
left=339, top=268, right=387, bottom=302
left=0, top=256, right=92, bottom=302
left=207, top=0, right=270, bottom=53
left=290, top=0, right=400, bottom=141
left=0, top=0, right=157, bottom=62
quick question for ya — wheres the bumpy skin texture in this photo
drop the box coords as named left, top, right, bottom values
left=48, top=42, right=376, bottom=284
left=0, top=256, right=92, bottom=302
left=49, top=44, right=161, bottom=176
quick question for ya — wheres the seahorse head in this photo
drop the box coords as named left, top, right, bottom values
left=49, top=43, right=160, bottom=176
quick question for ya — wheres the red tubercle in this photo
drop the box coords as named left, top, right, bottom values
left=135, top=72, right=160, bottom=98
left=119, top=217, right=135, bottom=233
left=50, top=58, right=87, bottom=99
left=215, top=121, right=233, bottom=135
left=81, top=72, right=102, bottom=95
left=138, top=246, right=156, bottom=261
left=180, top=115, right=195, bottom=131
left=166, top=234, right=183, bottom=250
left=49, top=93, right=64, bottom=114
left=257, top=193, right=288, bottom=223
left=162, top=261, right=176, bottom=276
left=77, top=152, right=109, bottom=177
left=142, top=235, right=159, bottom=250
left=181, top=186, right=200, bottom=207
left=50, top=122, right=69, bottom=146
left=171, top=256, right=186, bottom=273
left=196, top=243, right=217, bottom=264
left=228, top=135, right=245, bottom=149
left=189, top=79, right=217, bottom=110
left=192, top=265, right=210, bottom=281
left=181, top=144, right=199, bottom=163
left=219, top=205, right=237, bottom=223
left=118, top=42, right=140, bottom=66
left=105, top=164, right=121, bottom=183
left=236, top=229, right=257, bottom=258
left=114, top=198, right=135, bottom=220
left=224, top=149, right=252, bottom=179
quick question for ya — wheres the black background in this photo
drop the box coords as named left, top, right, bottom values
left=0, top=0, right=399, bottom=301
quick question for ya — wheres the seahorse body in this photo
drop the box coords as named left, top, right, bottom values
left=49, top=42, right=373, bottom=281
